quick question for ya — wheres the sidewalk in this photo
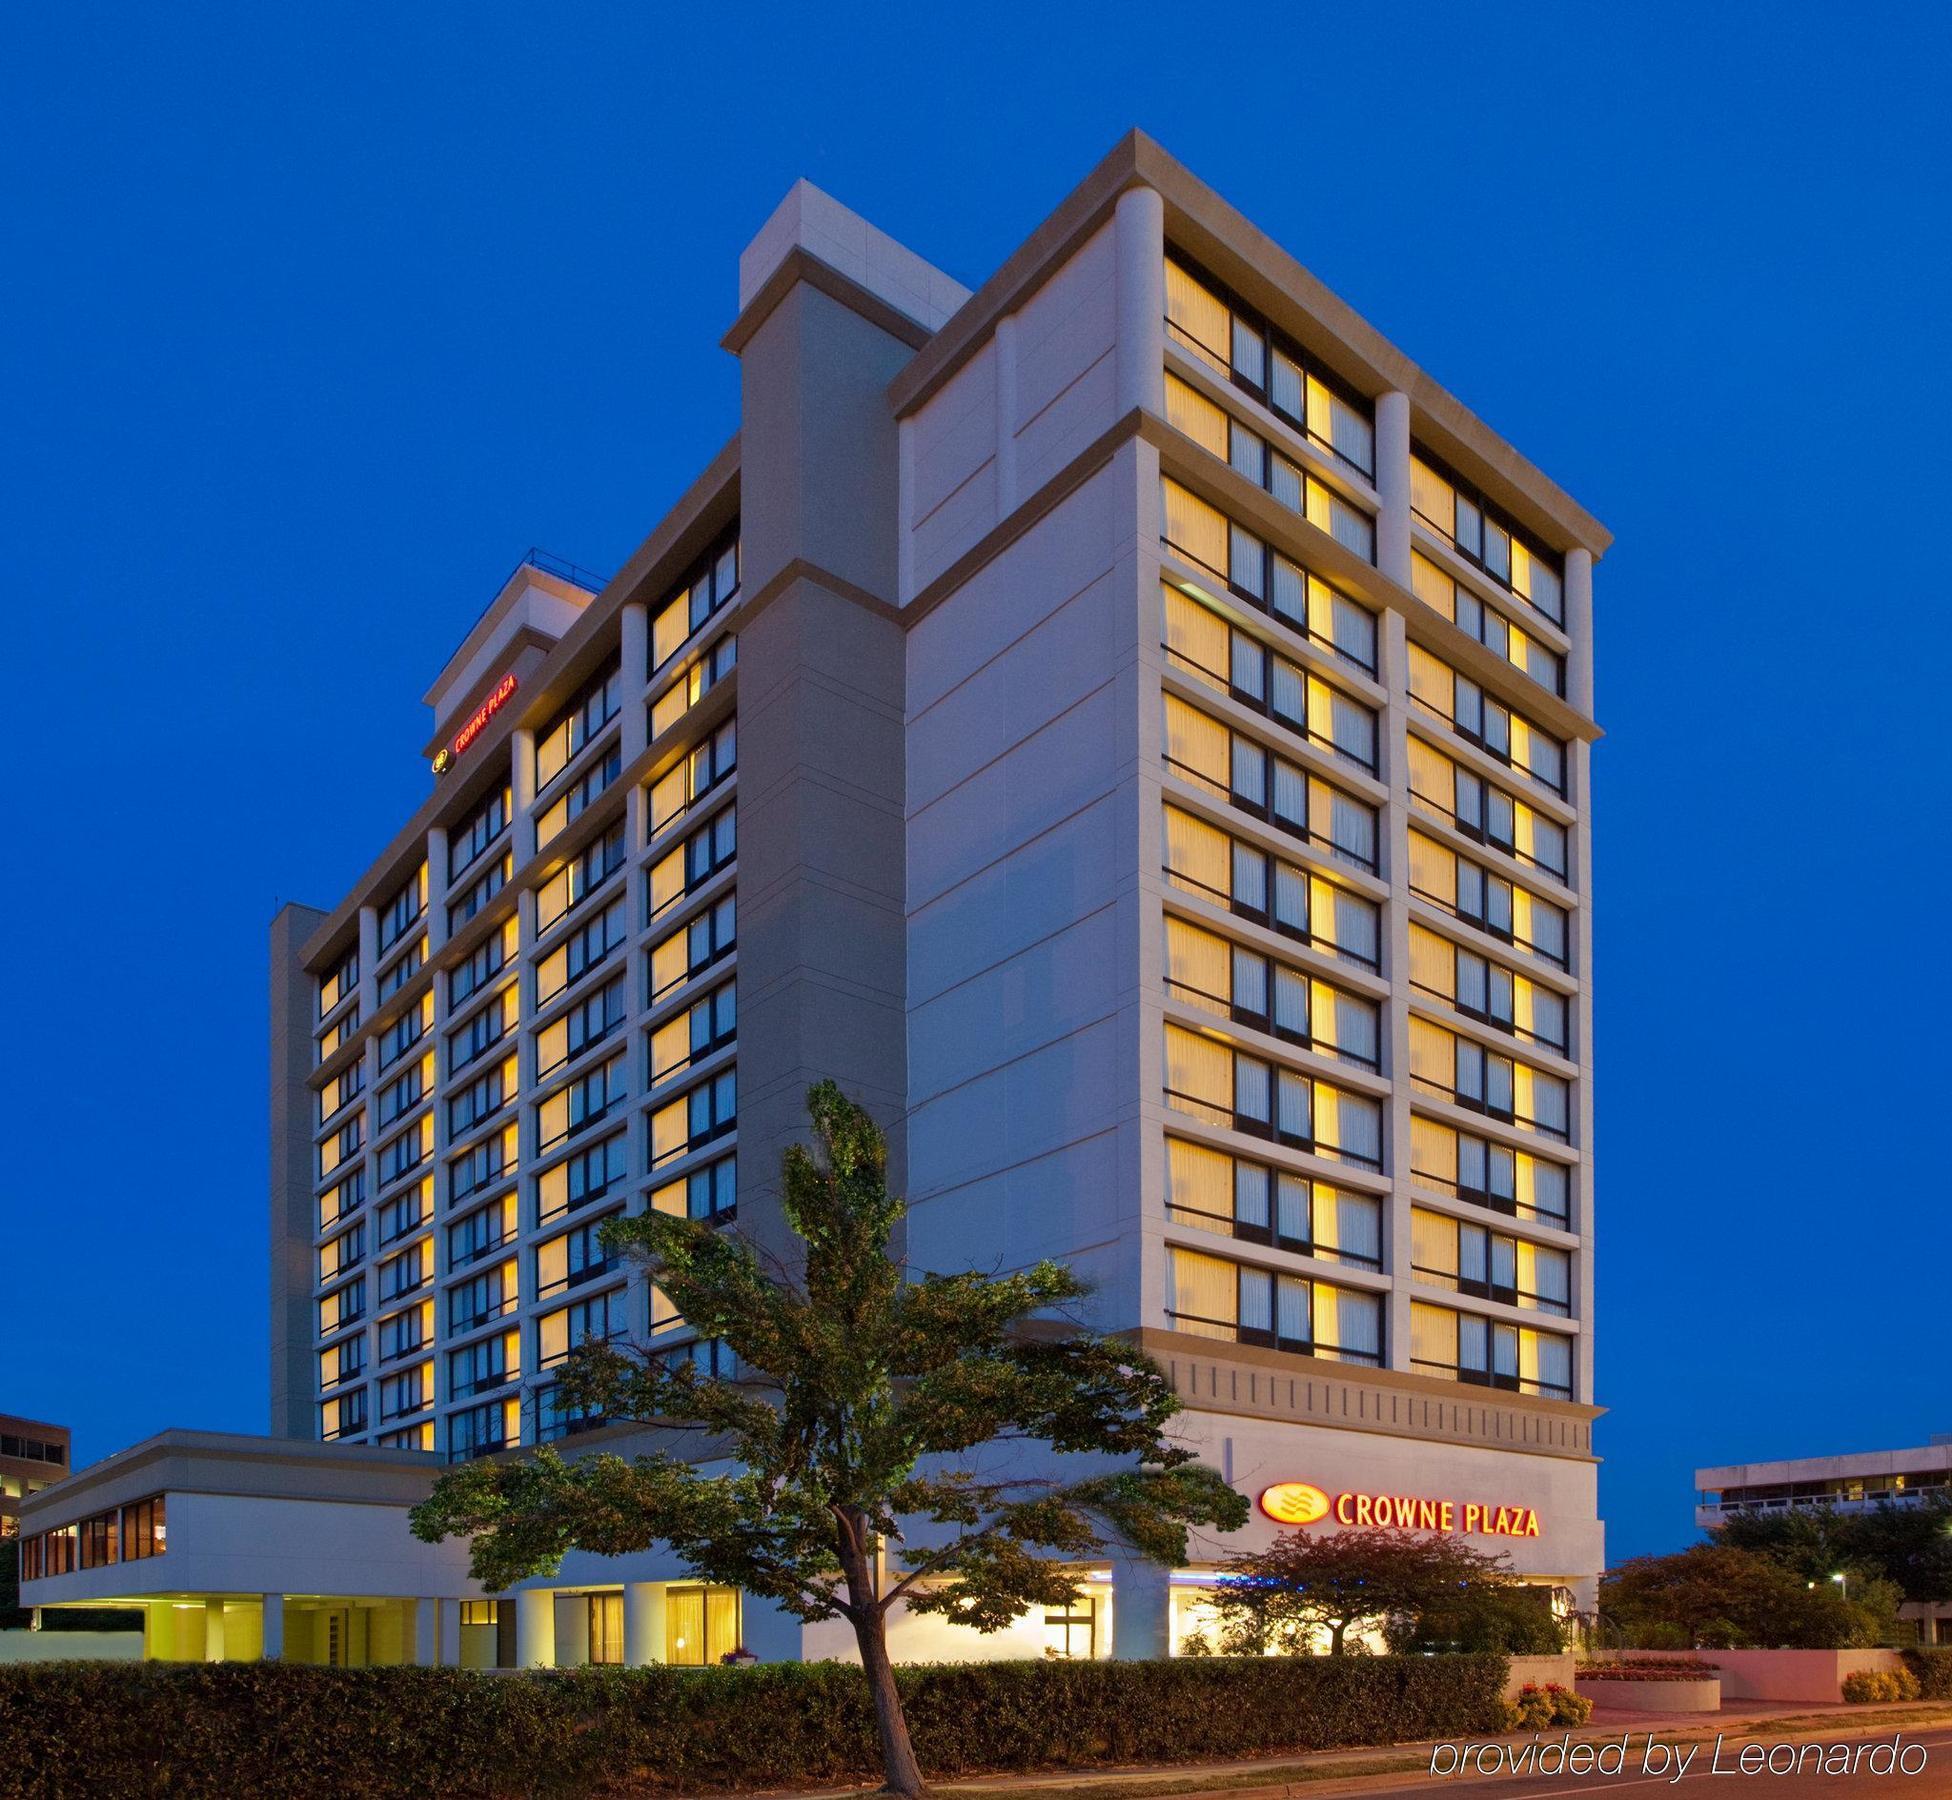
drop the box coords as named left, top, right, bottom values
left=760, top=1700, right=1952, bottom=1800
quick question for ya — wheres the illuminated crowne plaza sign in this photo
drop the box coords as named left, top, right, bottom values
left=433, top=672, right=518, bottom=775
left=1259, top=1481, right=1540, bottom=1540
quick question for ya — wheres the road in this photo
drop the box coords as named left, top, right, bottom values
left=1289, top=1723, right=1952, bottom=1798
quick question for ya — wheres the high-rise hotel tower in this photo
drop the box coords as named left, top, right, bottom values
left=27, top=133, right=1608, bottom=1663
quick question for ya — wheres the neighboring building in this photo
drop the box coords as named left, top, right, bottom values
left=1699, top=1439, right=1952, bottom=1645
left=1, top=1416, right=68, bottom=1539
left=23, top=130, right=1609, bottom=1667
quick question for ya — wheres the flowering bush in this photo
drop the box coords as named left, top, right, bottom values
left=1842, top=1668, right=1922, bottom=1704
left=1504, top=1681, right=1593, bottom=1729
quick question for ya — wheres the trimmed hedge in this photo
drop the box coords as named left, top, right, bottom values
left=1901, top=1646, right=1952, bottom=1699
left=0, top=1653, right=1509, bottom=1798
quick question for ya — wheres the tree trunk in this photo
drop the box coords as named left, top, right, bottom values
left=1329, top=1619, right=1348, bottom=1655
left=834, top=1514, right=929, bottom=1798
left=849, top=1603, right=929, bottom=1798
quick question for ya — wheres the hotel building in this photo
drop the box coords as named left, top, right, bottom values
left=0, top=1415, right=68, bottom=1540
left=22, top=131, right=1609, bottom=1666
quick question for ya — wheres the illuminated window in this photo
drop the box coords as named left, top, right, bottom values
left=1163, top=1023, right=1382, bottom=1167
left=319, top=1334, right=365, bottom=1391
left=1411, top=553, right=1564, bottom=697
left=448, top=1124, right=517, bottom=1206
left=1160, top=481, right=1376, bottom=672
left=536, top=1132, right=628, bottom=1228
left=1409, top=1017, right=1570, bottom=1141
left=447, top=851, right=512, bottom=936
left=535, top=826, right=626, bottom=934
left=650, top=1067, right=736, bottom=1168
left=536, top=1052, right=628, bottom=1154
left=1411, top=1206, right=1570, bottom=1315
left=537, top=1287, right=626, bottom=1369
left=451, top=917, right=519, bottom=1008
left=377, top=1052, right=435, bottom=1129
left=448, top=1330, right=521, bottom=1401
left=1408, top=830, right=1568, bottom=967
left=378, top=1300, right=434, bottom=1365
left=1411, top=1301, right=1572, bottom=1399
left=536, top=1211, right=622, bottom=1299
left=379, top=1364, right=432, bottom=1421
left=665, top=1585, right=741, bottom=1666
left=651, top=631, right=737, bottom=740
left=318, top=1223, right=365, bottom=1285
left=376, top=1178, right=428, bottom=1244
left=1162, top=805, right=1378, bottom=968
left=536, top=976, right=627, bottom=1080
left=1407, top=738, right=1567, bottom=879
left=648, top=892, right=736, bottom=1004
left=448, top=988, right=517, bottom=1075
left=320, top=1388, right=368, bottom=1442
left=1164, top=1136, right=1380, bottom=1267
left=318, top=1060, right=366, bottom=1125
left=1164, top=257, right=1374, bottom=475
left=537, top=743, right=623, bottom=850
left=1408, top=923, right=1568, bottom=1052
left=378, top=1116, right=432, bottom=1189
left=446, top=1260, right=519, bottom=1334
left=1164, top=694, right=1378, bottom=871
left=446, top=1397, right=519, bottom=1463
left=1166, top=1247, right=1382, bottom=1363
left=1165, top=917, right=1378, bottom=1069
left=651, top=1151, right=736, bottom=1225
left=380, top=994, right=434, bottom=1072
left=318, top=1277, right=365, bottom=1336
left=535, top=898, right=627, bottom=1008
left=1409, top=451, right=1563, bottom=626
left=1410, top=1117, right=1571, bottom=1227
left=650, top=980, right=736, bottom=1085
left=1408, top=644, right=1565, bottom=793
left=650, top=536, right=741, bottom=676
left=378, top=863, right=428, bottom=954
left=377, top=1240, right=429, bottom=1304
left=318, top=949, right=358, bottom=1019
left=1163, top=584, right=1377, bottom=771
left=648, top=805, right=735, bottom=923
left=648, top=718, right=737, bottom=839
left=449, top=784, right=513, bottom=881
left=535, top=654, right=622, bottom=793
left=448, top=1054, right=518, bottom=1136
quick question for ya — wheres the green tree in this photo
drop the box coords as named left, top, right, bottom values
left=411, top=1082, right=1246, bottom=1799
left=1716, top=1495, right=1952, bottom=1606
left=1190, top=1527, right=1520, bottom=1657
left=1602, top=1544, right=1901, bottom=1648
left=1388, top=1576, right=1568, bottom=1655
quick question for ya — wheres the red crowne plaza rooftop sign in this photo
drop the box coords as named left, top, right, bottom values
left=433, top=672, right=518, bottom=775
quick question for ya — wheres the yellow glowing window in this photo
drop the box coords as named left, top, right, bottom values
left=1165, top=1247, right=1239, bottom=1337
left=1411, top=1300, right=1458, bottom=1368
left=1164, top=260, right=1230, bottom=374
left=652, top=592, right=688, bottom=670
left=650, top=848, right=683, bottom=918
left=1163, top=1023, right=1232, bottom=1116
left=664, top=1586, right=740, bottom=1668
left=1164, top=372, right=1230, bottom=460
left=1165, top=918, right=1232, bottom=1013
left=1162, top=804, right=1231, bottom=900
left=1162, top=695, right=1230, bottom=792
left=1161, top=585, right=1231, bottom=691
left=1160, top=479, right=1230, bottom=580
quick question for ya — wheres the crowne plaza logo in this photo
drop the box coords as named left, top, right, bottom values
left=1259, top=1481, right=1541, bottom=1539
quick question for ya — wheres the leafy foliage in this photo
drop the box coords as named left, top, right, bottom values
left=1715, top=1495, right=1952, bottom=1606
left=411, top=1082, right=1247, bottom=1794
left=1601, top=1544, right=1902, bottom=1648
left=1188, top=1527, right=1533, bottom=1657
left=0, top=1656, right=1513, bottom=1799
left=1900, top=1647, right=1952, bottom=1699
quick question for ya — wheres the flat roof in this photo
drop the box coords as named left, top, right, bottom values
left=1698, top=1441, right=1952, bottom=1486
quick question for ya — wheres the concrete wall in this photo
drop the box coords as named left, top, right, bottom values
left=268, top=901, right=330, bottom=1439
left=1621, top=1648, right=1910, bottom=1703
left=0, top=1631, right=142, bottom=1664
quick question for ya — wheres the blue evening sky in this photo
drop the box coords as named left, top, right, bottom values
left=4, top=4, right=1946, bottom=1561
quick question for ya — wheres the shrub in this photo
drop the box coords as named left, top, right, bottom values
left=1901, top=1648, right=1952, bottom=1700
left=1577, top=1659, right=1720, bottom=1680
left=1841, top=1667, right=1922, bottom=1704
left=0, top=1654, right=1511, bottom=1799
left=1503, top=1681, right=1592, bottom=1729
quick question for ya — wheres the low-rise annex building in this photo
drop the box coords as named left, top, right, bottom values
left=21, top=129, right=1610, bottom=1667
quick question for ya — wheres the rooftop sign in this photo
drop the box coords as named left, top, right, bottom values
left=433, top=672, right=518, bottom=775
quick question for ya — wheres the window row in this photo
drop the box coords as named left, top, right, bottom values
left=649, top=805, right=736, bottom=923
left=651, top=631, right=737, bottom=741
left=1410, top=1206, right=1571, bottom=1314
left=537, top=741, right=622, bottom=851
left=1411, top=552, right=1564, bottom=697
left=536, top=826, right=626, bottom=935
left=1165, top=1136, right=1380, bottom=1267
left=1167, top=1246, right=1382, bottom=1363
left=450, top=784, right=512, bottom=881
left=1410, top=451, right=1564, bottom=625
left=1408, top=922, right=1568, bottom=1052
left=1165, top=916, right=1378, bottom=1070
left=1165, top=373, right=1374, bottom=562
left=1163, top=584, right=1377, bottom=772
left=537, top=897, right=627, bottom=1008
left=1164, top=1023, right=1383, bottom=1168
left=1164, top=694, right=1378, bottom=872
left=1164, top=256, right=1375, bottom=475
left=1407, top=738, right=1567, bottom=880
left=651, top=535, right=741, bottom=674
left=447, top=851, right=511, bottom=936
left=649, top=892, right=736, bottom=1005
left=1410, top=1300, right=1572, bottom=1398
left=1163, top=804, right=1380, bottom=969
left=379, top=865, right=428, bottom=954
left=1408, top=830, right=1568, bottom=968
left=1161, top=480, right=1377, bottom=673
left=318, top=949, right=357, bottom=1020
left=1410, top=1117, right=1570, bottom=1228
left=536, top=653, right=621, bottom=793
left=1409, top=644, right=1565, bottom=794
left=648, top=718, right=736, bottom=840
left=21, top=1496, right=165, bottom=1578
left=1408, top=1016, right=1571, bottom=1141
left=650, top=980, right=737, bottom=1085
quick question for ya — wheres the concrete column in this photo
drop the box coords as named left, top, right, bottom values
left=620, top=602, right=650, bottom=760
left=511, top=729, right=538, bottom=865
left=1374, top=390, right=1413, bottom=588
left=1114, top=184, right=1167, bottom=419
left=994, top=311, right=1020, bottom=515
left=513, top=1587, right=556, bottom=1669
left=204, top=1597, right=227, bottom=1663
left=1564, top=547, right=1594, bottom=714
left=426, top=825, right=450, bottom=953
left=356, top=905, right=380, bottom=1008
left=1110, top=1554, right=1171, bottom=1661
left=261, top=1594, right=285, bottom=1662
left=438, top=1598, right=462, bottom=1667
left=896, top=412, right=916, bottom=606
left=556, top=1593, right=591, bottom=1668
left=1379, top=606, right=1418, bottom=1373
left=623, top=1581, right=663, bottom=1667
left=415, top=1597, right=439, bottom=1667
